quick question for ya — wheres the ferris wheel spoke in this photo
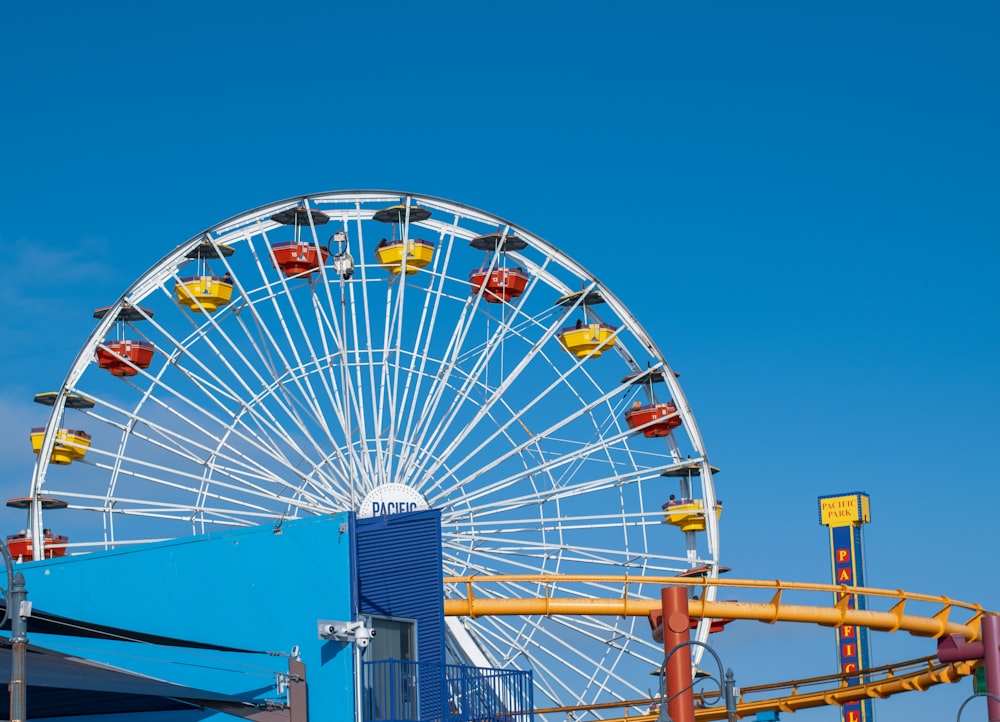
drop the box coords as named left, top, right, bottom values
left=374, top=199, right=455, bottom=483
left=475, top=615, right=621, bottom=708
left=351, top=215, right=392, bottom=490
left=230, top=232, right=349, bottom=452
left=241, top=239, right=360, bottom=477
left=342, top=283, right=376, bottom=493
left=435, top=407, right=688, bottom=514
left=131, top=301, right=300, bottom=434
left=396, top=254, right=564, bottom=490
left=408, top=293, right=566, bottom=487
left=310, top=285, right=367, bottom=503
left=77, top=398, right=338, bottom=511
left=419, top=288, right=616, bottom=486
left=378, top=263, right=481, bottom=488
left=525, top=625, right=647, bottom=705
left=459, top=256, right=558, bottom=370
left=535, top=613, right=649, bottom=676
left=390, top=227, right=462, bottom=484
left=443, top=520, right=666, bottom=563
left=415, top=319, right=570, bottom=487
left=441, top=509, right=666, bottom=535
left=80, top=400, right=288, bottom=491
left=167, top=348, right=350, bottom=492
left=537, top=615, right=655, bottom=696
left=225, top=276, right=343, bottom=444
left=82, top=373, right=343, bottom=500
left=426, top=389, right=639, bottom=510
left=303, top=285, right=354, bottom=435
left=393, top=303, right=483, bottom=490
left=382, top=266, right=434, bottom=484
left=441, top=547, right=551, bottom=578
left=75, top=448, right=326, bottom=518
left=376, top=203, right=433, bottom=486
left=461, top=622, right=566, bottom=706
left=380, top=248, right=417, bottom=483
left=92, top=436, right=334, bottom=512
left=452, top=283, right=557, bottom=371
left=456, top=469, right=659, bottom=517
left=54, top=488, right=283, bottom=520
left=375, top=275, right=399, bottom=486
left=444, top=541, right=664, bottom=577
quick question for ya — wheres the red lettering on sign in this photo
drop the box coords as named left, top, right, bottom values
left=837, top=548, right=851, bottom=563
left=838, top=568, right=853, bottom=582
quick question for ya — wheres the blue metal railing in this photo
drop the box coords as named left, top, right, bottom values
left=362, top=660, right=533, bottom=722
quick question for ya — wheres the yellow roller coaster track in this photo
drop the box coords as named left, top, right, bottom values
left=443, top=575, right=994, bottom=719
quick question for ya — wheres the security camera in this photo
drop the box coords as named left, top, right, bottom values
left=333, top=250, right=354, bottom=280
left=354, top=626, right=375, bottom=649
left=318, top=619, right=375, bottom=647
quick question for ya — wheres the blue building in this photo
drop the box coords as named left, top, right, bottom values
left=1, top=510, right=532, bottom=721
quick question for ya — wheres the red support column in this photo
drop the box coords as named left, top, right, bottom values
left=662, top=586, right=695, bottom=722
left=982, top=616, right=1000, bottom=722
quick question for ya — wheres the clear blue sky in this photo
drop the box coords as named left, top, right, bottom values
left=1, top=2, right=998, bottom=720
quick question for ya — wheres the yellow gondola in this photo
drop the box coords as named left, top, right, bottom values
left=175, top=275, right=234, bottom=313
left=30, top=428, right=92, bottom=465
left=557, top=323, right=617, bottom=359
left=662, top=499, right=723, bottom=533
left=375, top=239, right=435, bottom=275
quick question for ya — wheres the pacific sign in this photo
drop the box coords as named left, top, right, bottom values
left=358, top=483, right=430, bottom=519
left=818, top=492, right=873, bottom=722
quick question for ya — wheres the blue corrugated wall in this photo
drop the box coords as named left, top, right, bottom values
left=355, top=509, right=445, bottom=720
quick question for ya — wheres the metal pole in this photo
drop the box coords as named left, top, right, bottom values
left=982, top=616, right=1000, bottom=722
left=9, top=571, right=28, bottom=722
left=287, top=657, right=308, bottom=722
left=661, top=586, right=695, bottom=722
left=723, top=668, right=737, bottom=722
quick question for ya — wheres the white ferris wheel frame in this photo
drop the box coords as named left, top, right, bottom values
left=25, top=190, right=721, bottom=714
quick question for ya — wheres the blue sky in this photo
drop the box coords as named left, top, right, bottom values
left=2, top=2, right=998, bottom=719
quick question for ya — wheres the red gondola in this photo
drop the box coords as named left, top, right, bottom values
left=469, top=267, right=529, bottom=303
left=624, top=402, right=682, bottom=437
left=5, top=531, right=69, bottom=561
left=272, top=241, right=329, bottom=278
left=95, top=340, right=155, bottom=377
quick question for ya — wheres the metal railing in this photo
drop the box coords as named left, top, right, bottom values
left=362, top=659, right=533, bottom=722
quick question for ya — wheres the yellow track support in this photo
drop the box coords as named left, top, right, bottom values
left=442, top=575, right=994, bottom=720
left=535, top=656, right=979, bottom=721
left=444, top=575, right=986, bottom=641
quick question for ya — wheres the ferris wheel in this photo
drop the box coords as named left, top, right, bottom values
left=23, top=190, right=721, bottom=714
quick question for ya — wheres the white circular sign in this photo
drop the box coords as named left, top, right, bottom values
left=357, top=483, right=429, bottom=518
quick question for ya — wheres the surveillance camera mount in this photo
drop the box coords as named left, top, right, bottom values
left=318, top=619, right=376, bottom=648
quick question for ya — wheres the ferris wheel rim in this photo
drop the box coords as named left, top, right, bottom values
left=31, top=188, right=716, bottom=497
